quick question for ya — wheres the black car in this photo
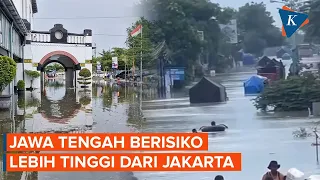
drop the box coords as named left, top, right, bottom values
left=116, top=70, right=147, bottom=81
left=115, top=71, right=131, bottom=79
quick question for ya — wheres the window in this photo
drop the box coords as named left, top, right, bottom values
left=2, top=15, right=7, bottom=49
left=12, top=29, right=22, bottom=57
left=29, top=7, right=32, bottom=23
left=0, top=13, right=2, bottom=46
left=6, top=19, right=10, bottom=49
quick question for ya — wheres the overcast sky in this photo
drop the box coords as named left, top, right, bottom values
left=33, top=0, right=283, bottom=54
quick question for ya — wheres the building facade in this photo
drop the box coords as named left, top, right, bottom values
left=0, top=0, right=37, bottom=95
left=23, top=24, right=93, bottom=89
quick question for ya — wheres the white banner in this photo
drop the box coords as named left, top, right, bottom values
left=219, top=19, right=238, bottom=44
left=112, top=57, right=118, bottom=69
left=96, top=61, right=101, bottom=73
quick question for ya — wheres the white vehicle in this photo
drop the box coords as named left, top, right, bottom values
left=298, top=44, right=313, bottom=58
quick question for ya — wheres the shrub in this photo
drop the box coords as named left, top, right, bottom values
left=17, top=80, right=25, bottom=91
left=253, top=72, right=320, bottom=111
left=78, top=68, right=91, bottom=87
left=0, top=56, right=16, bottom=94
left=25, top=70, right=40, bottom=89
left=79, top=68, right=91, bottom=77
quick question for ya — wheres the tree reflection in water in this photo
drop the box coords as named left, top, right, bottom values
left=79, top=95, right=91, bottom=106
left=92, top=83, right=146, bottom=131
left=17, top=95, right=40, bottom=109
left=40, top=89, right=81, bottom=124
left=45, top=80, right=64, bottom=89
left=101, top=85, right=113, bottom=110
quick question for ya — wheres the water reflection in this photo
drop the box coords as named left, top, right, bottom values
left=4, top=74, right=320, bottom=180
left=40, top=85, right=81, bottom=125
left=1, top=79, right=196, bottom=180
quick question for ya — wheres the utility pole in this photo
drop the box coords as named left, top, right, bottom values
left=270, top=0, right=301, bottom=76
left=197, top=30, right=204, bottom=76
left=312, top=128, right=320, bottom=164
left=140, top=25, right=143, bottom=83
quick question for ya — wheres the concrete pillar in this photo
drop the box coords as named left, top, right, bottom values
left=76, top=88, right=79, bottom=103
left=65, top=68, right=74, bottom=88
left=75, top=70, right=80, bottom=88
left=40, top=72, right=44, bottom=92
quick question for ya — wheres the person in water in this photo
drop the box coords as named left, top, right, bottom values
left=214, top=175, right=224, bottom=180
left=199, top=121, right=228, bottom=130
left=199, top=121, right=216, bottom=130
left=192, top=129, right=197, bottom=133
left=262, top=161, right=284, bottom=180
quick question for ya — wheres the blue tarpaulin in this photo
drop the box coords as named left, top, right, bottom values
left=244, top=75, right=267, bottom=95
left=242, top=53, right=255, bottom=65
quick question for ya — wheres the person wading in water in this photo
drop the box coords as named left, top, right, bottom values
left=262, top=161, right=284, bottom=180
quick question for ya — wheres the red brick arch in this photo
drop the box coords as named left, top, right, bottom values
left=39, top=51, right=79, bottom=65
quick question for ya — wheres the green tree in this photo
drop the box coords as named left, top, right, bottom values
left=17, top=80, right=25, bottom=91
left=243, top=31, right=267, bottom=56
left=254, top=72, right=320, bottom=111
left=132, top=0, right=233, bottom=77
left=25, top=70, right=40, bottom=89
left=0, top=56, right=16, bottom=94
left=92, top=56, right=99, bottom=73
left=237, top=2, right=284, bottom=55
left=78, top=68, right=91, bottom=87
left=99, top=50, right=112, bottom=71
left=126, top=18, right=154, bottom=69
left=280, top=0, right=305, bottom=10
left=45, top=63, right=64, bottom=72
left=96, top=48, right=130, bottom=71
left=301, top=0, right=320, bottom=42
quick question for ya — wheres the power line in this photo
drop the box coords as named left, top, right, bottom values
left=34, top=16, right=139, bottom=20
left=93, top=34, right=127, bottom=36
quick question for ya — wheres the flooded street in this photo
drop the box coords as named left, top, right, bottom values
left=1, top=68, right=320, bottom=179
left=136, top=70, right=320, bottom=179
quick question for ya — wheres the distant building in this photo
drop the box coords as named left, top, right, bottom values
left=1, top=0, right=38, bottom=95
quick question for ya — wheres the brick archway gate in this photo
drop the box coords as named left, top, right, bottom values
left=21, top=24, right=93, bottom=90
left=37, top=50, right=81, bottom=89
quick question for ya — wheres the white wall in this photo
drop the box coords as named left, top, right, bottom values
left=16, top=63, right=24, bottom=83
